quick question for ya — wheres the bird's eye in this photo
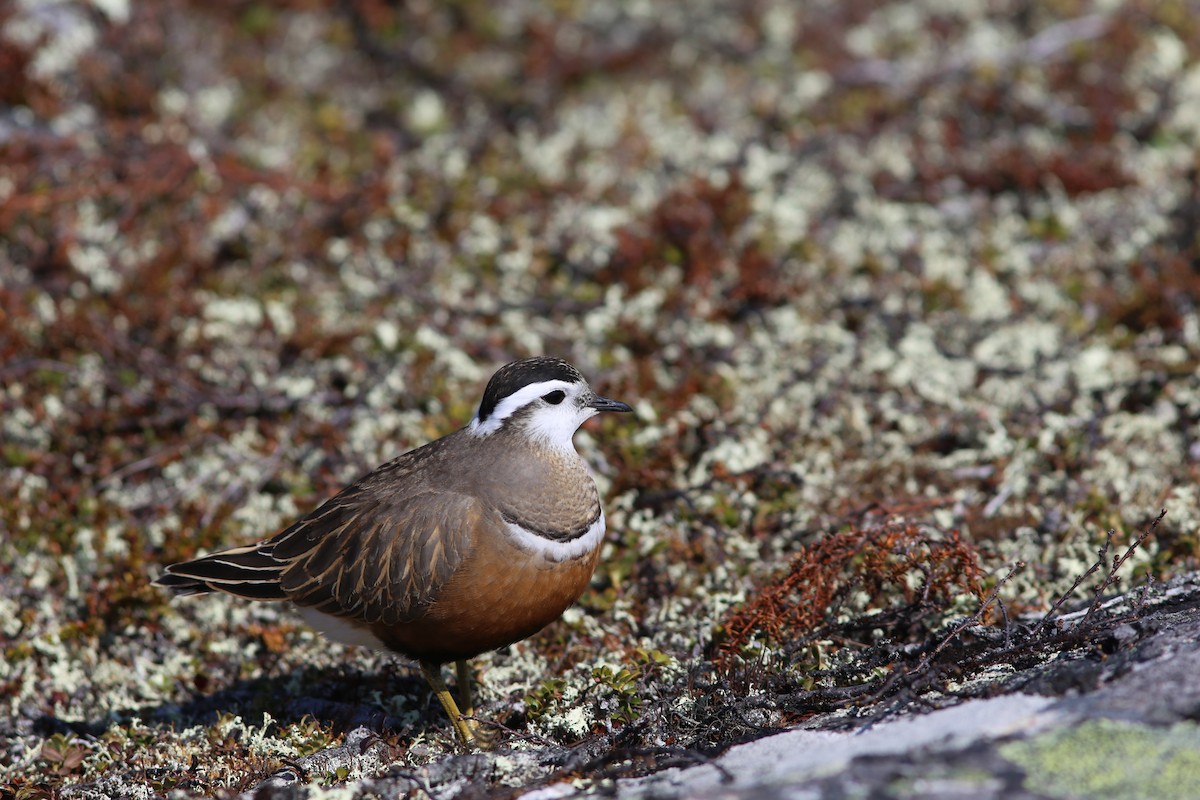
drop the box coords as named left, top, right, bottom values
left=542, top=390, right=566, bottom=405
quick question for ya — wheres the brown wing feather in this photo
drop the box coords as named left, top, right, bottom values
left=269, top=487, right=478, bottom=625
left=154, top=543, right=289, bottom=600
left=157, top=431, right=477, bottom=620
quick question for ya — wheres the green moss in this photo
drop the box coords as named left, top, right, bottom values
left=1001, top=719, right=1200, bottom=800
left=1029, top=212, right=1069, bottom=241
left=5, top=641, right=35, bottom=663
left=239, top=4, right=276, bottom=36
left=921, top=277, right=964, bottom=313
left=2, top=444, right=36, bottom=467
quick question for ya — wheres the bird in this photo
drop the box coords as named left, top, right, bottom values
left=154, top=356, right=632, bottom=749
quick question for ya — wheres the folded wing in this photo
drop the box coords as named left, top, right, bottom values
left=155, top=485, right=478, bottom=625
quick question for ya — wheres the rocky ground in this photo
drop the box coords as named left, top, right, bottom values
left=3, top=1, right=1200, bottom=798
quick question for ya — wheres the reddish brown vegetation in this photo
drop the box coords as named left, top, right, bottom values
left=719, top=521, right=985, bottom=670
left=1086, top=249, right=1200, bottom=340
left=602, top=175, right=795, bottom=320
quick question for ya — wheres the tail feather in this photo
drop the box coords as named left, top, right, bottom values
left=152, top=572, right=215, bottom=596
left=155, top=543, right=289, bottom=601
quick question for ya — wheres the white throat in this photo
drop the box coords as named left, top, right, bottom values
left=468, top=379, right=595, bottom=450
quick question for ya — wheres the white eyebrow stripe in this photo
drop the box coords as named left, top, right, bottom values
left=468, top=379, right=578, bottom=437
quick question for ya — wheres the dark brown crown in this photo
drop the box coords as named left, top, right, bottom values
left=476, top=357, right=585, bottom=423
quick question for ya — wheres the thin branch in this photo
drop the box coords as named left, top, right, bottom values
left=1082, top=509, right=1166, bottom=624
left=1035, top=534, right=1112, bottom=635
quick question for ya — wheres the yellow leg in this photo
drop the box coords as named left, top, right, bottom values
left=454, top=659, right=496, bottom=748
left=455, top=659, right=476, bottom=719
left=419, top=660, right=492, bottom=750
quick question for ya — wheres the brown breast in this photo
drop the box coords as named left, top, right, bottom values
left=368, top=519, right=603, bottom=663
